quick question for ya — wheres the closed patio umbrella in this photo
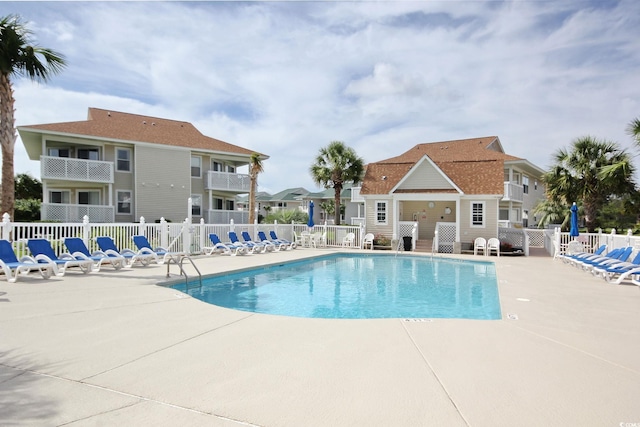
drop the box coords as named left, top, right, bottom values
left=307, top=201, right=315, bottom=228
left=570, top=202, right=579, bottom=238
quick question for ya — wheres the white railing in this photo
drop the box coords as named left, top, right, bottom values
left=498, top=220, right=523, bottom=228
left=205, top=209, right=248, bottom=224
left=350, top=217, right=365, bottom=226
left=398, top=221, right=418, bottom=251
left=204, top=171, right=250, bottom=192
left=434, top=222, right=456, bottom=253
left=502, top=182, right=523, bottom=202
left=42, top=203, right=114, bottom=223
left=498, top=227, right=529, bottom=256
left=41, top=156, right=114, bottom=183
left=523, top=229, right=545, bottom=247
left=548, top=228, right=640, bottom=257
left=351, top=187, right=363, bottom=202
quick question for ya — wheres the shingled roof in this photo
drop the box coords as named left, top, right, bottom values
left=361, top=136, right=520, bottom=195
left=19, top=107, right=263, bottom=157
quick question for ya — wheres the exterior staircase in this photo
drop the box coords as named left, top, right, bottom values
left=413, top=239, right=433, bottom=253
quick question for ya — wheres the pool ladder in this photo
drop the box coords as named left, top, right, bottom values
left=166, top=255, right=202, bottom=291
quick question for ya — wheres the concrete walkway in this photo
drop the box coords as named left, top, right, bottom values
left=1, top=249, right=639, bottom=426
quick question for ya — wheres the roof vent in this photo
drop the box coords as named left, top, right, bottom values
left=107, top=112, right=111, bottom=116
left=382, top=176, right=387, bottom=180
left=152, top=122, right=156, bottom=126
left=142, top=121, right=146, bottom=124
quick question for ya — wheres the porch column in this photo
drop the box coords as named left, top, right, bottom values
left=392, top=198, right=399, bottom=242
left=455, top=198, right=461, bottom=243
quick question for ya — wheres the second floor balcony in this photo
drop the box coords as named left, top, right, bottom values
left=502, top=181, right=523, bottom=202
left=205, top=171, right=250, bottom=193
left=41, top=203, right=114, bottom=223
left=41, top=156, right=114, bottom=183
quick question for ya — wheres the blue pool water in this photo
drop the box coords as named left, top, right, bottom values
left=172, top=254, right=501, bottom=320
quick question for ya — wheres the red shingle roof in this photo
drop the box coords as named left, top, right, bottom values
left=361, top=137, right=517, bottom=195
left=21, top=108, right=262, bottom=157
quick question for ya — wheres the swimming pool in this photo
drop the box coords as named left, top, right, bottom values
left=172, top=254, right=501, bottom=320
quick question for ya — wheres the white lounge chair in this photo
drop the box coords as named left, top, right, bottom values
left=27, top=238, right=94, bottom=276
left=257, top=231, right=287, bottom=251
left=96, top=236, right=157, bottom=267
left=342, top=232, right=355, bottom=248
left=204, top=233, right=247, bottom=256
left=362, top=233, right=374, bottom=250
left=229, top=231, right=262, bottom=254
left=487, top=238, right=500, bottom=257
left=473, top=237, right=487, bottom=256
left=133, top=235, right=185, bottom=264
left=0, top=240, right=53, bottom=282
left=241, top=231, right=270, bottom=253
left=64, top=237, right=126, bottom=271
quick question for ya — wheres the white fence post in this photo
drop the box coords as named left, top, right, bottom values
left=200, top=218, right=206, bottom=251
left=139, top=216, right=146, bottom=236
left=182, top=218, right=190, bottom=254
left=82, top=215, right=90, bottom=245
left=230, top=219, right=235, bottom=233
left=2, top=213, right=12, bottom=241
left=160, top=217, right=169, bottom=248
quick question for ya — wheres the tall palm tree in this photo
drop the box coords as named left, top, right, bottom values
left=310, top=141, right=364, bottom=225
left=627, top=117, right=640, bottom=147
left=248, top=152, right=264, bottom=224
left=543, top=136, right=635, bottom=232
left=1, top=15, right=66, bottom=217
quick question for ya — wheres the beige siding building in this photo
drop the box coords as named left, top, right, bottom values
left=357, top=137, right=545, bottom=252
left=18, top=108, right=267, bottom=223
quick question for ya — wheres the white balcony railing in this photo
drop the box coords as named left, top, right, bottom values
left=205, top=171, right=251, bottom=192
left=502, top=182, right=524, bottom=202
left=41, top=203, right=114, bottom=223
left=205, top=209, right=248, bottom=224
left=351, top=186, right=364, bottom=202
left=41, top=156, right=114, bottom=183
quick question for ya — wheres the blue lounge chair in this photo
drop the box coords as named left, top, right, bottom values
left=96, top=236, right=156, bottom=267
left=269, top=231, right=296, bottom=249
left=561, top=244, right=607, bottom=264
left=27, top=238, right=93, bottom=276
left=64, top=237, right=126, bottom=271
left=241, top=231, right=270, bottom=253
left=593, top=251, right=640, bottom=284
left=257, top=231, right=286, bottom=251
left=576, top=247, right=632, bottom=271
left=0, top=240, right=53, bottom=282
left=203, top=233, right=247, bottom=256
left=133, top=235, right=184, bottom=264
left=229, top=231, right=263, bottom=254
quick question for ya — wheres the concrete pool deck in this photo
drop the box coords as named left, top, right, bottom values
left=1, top=249, right=639, bottom=426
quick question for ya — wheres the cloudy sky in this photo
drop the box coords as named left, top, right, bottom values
left=6, top=0, right=640, bottom=194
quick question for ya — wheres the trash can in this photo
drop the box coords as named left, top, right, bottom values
left=402, top=236, right=412, bottom=251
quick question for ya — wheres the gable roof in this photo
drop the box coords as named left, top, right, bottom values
left=18, top=107, right=265, bottom=159
left=361, top=136, right=519, bottom=195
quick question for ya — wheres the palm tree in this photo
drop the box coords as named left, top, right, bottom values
left=248, top=152, right=264, bottom=224
left=310, top=141, right=364, bottom=225
left=627, top=117, right=640, bottom=146
left=543, top=136, right=635, bottom=232
left=1, top=15, right=66, bottom=217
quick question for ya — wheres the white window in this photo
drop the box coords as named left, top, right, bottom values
left=117, top=190, right=132, bottom=214
left=78, top=191, right=100, bottom=205
left=226, top=199, right=235, bottom=211
left=48, top=148, right=70, bottom=158
left=191, top=156, right=202, bottom=177
left=116, top=148, right=131, bottom=172
left=471, top=202, right=485, bottom=227
left=213, top=198, right=223, bottom=210
left=499, top=208, right=509, bottom=221
left=77, top=148, right=99, bottom=160
left=211, top=161, right=222, bottom=172
left=523, top=175, right=529, bottom=194
left=191, top=195, right=202, bottom=216
left=49, top=191, right=70, bottom=204
left=226, top=165, right=235, bottom=173
left=375, top=201, right=388, bottom=225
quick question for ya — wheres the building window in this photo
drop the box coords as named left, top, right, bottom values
left=499, top=209, right=509, bottom=221
left=471, top=202, right=485, bottom=227
left=211, top=161, right=222, bottom=172
left=534, top=180, right=538, bottom=191
left=523, top=175, right=529, bottom=194
left=226, top=199, right=235, bottom=211
left=191, top=156, right=202, bottom=177
left=78, top=191, right=100, bottom=205
left=77, top=148, right=99, bottom=160
left=116, top=148, right=131, bottom=172
left=213, top=198, right=223, bottom=210
left=117, top=190, right=132, bottom=214
left=49, top=190, right=70, bottom=204
left=523, top=210, right=529, bottom=228
left=191, top=195, right=202, bottom=216
left=226, top=165, right=235, bottom=173
left=375, top=201, right=388, bottom=225
left=48, top=148, right=70, bottom=158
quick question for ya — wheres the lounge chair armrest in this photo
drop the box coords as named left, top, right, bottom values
left=71, top=251, right=92, bottom=261
left=19, top=255, right=39, bottom=264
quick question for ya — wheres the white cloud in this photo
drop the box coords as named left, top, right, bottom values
left=4, top=0, right=640, bottom=194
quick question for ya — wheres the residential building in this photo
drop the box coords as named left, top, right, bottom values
left=357, top=136, right=545, bottom=250
left=18, top=108, right=267, bottom=223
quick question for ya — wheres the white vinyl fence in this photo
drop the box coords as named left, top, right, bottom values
left=1, top=214, right=365, bottom=256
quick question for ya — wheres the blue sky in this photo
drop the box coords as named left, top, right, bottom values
left=5, top=0, right=640, bottom=194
